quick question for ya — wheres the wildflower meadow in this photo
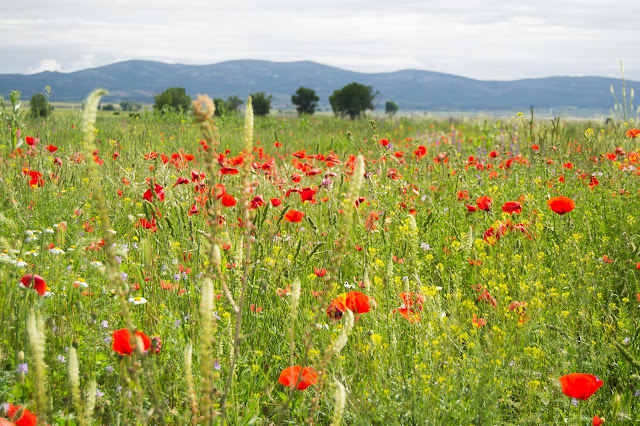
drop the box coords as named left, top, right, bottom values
left=1, top=88, right=640, bottom=425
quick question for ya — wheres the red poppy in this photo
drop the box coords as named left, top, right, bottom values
left=25, top=136, right=37, bottom=147
left=502, top=201, right=522, bottom=215
left=547, top=196, right=575, bottom=215
left=344, top=291, right=372, bottom=314
left=284, top=210, right=304, bottom=223
left=19, top=274, right=50, bottom=296
left=4, top=403, right=38, bottom=426
left=220, top=167, right=239, bottom=175
left=326, top=295, right=348, bottom=320
left=221, top=193, right=237, bottom=207
left=112, top=328, right=152, bottom=355
left=593, top=415, right=605, bottom=426
left=314, top=267, right=327, bottom=277
left=278, top=365, right=318, bottom=390
left=466, top=204, right=477, bottom=213
left=45, top=144, right=58, bottom=152
left=271, top=198, right=282, bottom=207
left=626, top=128, right=640, bottom=138
left=558, top=373, right=603, bottom=400
left=472, top=314, right=486, bottom=327
left=476, top=196, right=492, bottom=211
left=173, top=177, right=190, bottom=187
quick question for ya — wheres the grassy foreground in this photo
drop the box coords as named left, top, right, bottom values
left=1, top=96, right=640, bottom=425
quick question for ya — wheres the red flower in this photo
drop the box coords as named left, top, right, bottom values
left=626, top=128, right=640, bottom=138
left=314, top=267, right=327, bottom=277
left=19, top=274, right=50, bottom=296
left=466, top=204, right=477, bottom=213
left=45, top=144, right=58, bottom=152
left=4, top=403, right=38, bottom=426
left=221, top=193, right=237, bottom=207
left=173, top=177, right=190, bottom=187
left=284, top=210, right=304, bottom=223
left=220, top=167, right=239, bottom=175
left=547, top=196, right=575, bottom=215
left=476, top=196, right=492, bottom=211
left=112, top=328, right=152, bottom=355
left=278, top=365, right=318, bottom=390
left=593, top=415, right=605, bottom=425
left=25, top=136, right=37, bottom=147
left=502, top=201, right=522, bottom=215
left=344, top=291, right=372, bottom=314
left=271, top=198, right=282, bottom=207
left=558, top=373, right=603, bottom=400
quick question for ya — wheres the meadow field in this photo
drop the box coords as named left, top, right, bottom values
left=1, top=91, right=640, bottom=425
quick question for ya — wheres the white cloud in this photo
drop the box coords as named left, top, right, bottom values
left=1, top=1, right=640, bottom=80
left=27, top=59, right=62, bottom=74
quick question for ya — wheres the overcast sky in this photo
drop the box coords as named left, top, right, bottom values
left=2, top=0, right=639, bottom=80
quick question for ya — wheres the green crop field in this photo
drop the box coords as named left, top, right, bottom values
left=1, top=90, right=640, bottom=425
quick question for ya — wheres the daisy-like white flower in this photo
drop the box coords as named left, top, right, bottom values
left=129, top=296, right=147, bottom=305
left=16, top=259, right=28, bottom=267
left=44, top=227, right=54, bottom=234
left=49, top=247, right=65, bottom=255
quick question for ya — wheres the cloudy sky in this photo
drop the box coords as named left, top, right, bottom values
left=3, top=0, right=640, bottom=80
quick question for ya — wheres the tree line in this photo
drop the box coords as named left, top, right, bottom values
left=152, top=83, right=399, bottom=119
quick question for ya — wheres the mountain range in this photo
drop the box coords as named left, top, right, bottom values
left=0, top=60, right=635, bottom=115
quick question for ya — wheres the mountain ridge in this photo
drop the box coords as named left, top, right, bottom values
left=0, top=59, right=633, bottom=114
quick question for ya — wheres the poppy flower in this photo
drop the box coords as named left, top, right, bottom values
left=4, top=403, right=38, bottom=426
left=547, top=196, right=575, bottom=215
left=326, top=295, right=348, bottom=321
left=344, top=291, right=372, bottom=314
left=593, top=415, right=605, bottom=426
left=112, top=328, right=152, bottom=355
left=220, top=167, right=239, bottom=175
left=25, top=136, right=37, bottom=147
left=466, top=204, right=477, bottom=213
left=221, top=193, right=237, bottom=207
left=271, top=198, right=282, bottom=207
left=476, top=196, right=492, bottom=211
left=314, top=267, right=327, bottom=277
left=558, top=373, right=603, bottom=400
left=278, top=365, right=318, bottom=390
left=626, top=128, right=640, bottom=138
left=284, top=210, right=304, bottom=223
left=45, top=144, right=58, bottom=152
left=19, top=274, right=50, bottom=296
left=502, top=201, right=522, bottom=215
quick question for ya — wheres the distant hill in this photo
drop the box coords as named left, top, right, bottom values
left=0, top=59, right=634, bottom=114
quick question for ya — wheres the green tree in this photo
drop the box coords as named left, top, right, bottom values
left=213, top=98, right=228, bottom=117
left=385, top=101, right=399, bottom=115
left=30, top=93, right=52, bottom=118
left=120, top=101, right=142, bottom=111
left=291, top=87, right=319, bottom=115
left=102, top=104, right=116, bottom=111
left=250, top=92, right=273, bottom=116
left=153, top=87, right=191, bottom=113
left=329, top=82, right=377, bottom=120
left=226, top=95, right=244, bottom=112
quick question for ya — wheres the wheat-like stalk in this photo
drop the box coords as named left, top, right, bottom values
left=26, top=309, right=48, bottom=418
left=330, top=380, right=346, bottom=426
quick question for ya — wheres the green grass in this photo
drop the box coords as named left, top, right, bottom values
left=0, top=102, right=639, bottom=424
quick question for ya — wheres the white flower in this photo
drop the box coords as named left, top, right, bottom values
left=44, top=227, right=54, bottom=234
left=49, top=247, right=65, bottom=255
left=106, top=229, right=116, bottom=234
left=74, top=279, right=88, bottom=288
left=90, top=261, right=103, bottom=268
left=24, top=251, right=39, bottom=257
left=25, top=236, right=38, bottom=243
left=129, top=296, right=147, bottom=305
left=16, top=259, right=28, bottom=267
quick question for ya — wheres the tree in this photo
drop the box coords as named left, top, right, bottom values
left=291, top=87, right=319, bottom=116
left=120, top=101, right=142, bottom=111
left=153, top=87, right=191, bottom=113
left=102, top=104, right=116, bottom=111
left=250, top=92, right=273, bottom=116
left=226, top=95, right=244, bottom=112
left=30, top=93, right=52, bottom=118
left=385, top=101, right=399, bottom=115
left=329, top=82, right=377, bottom=119
left=213, top=98, right=228, bottom=117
